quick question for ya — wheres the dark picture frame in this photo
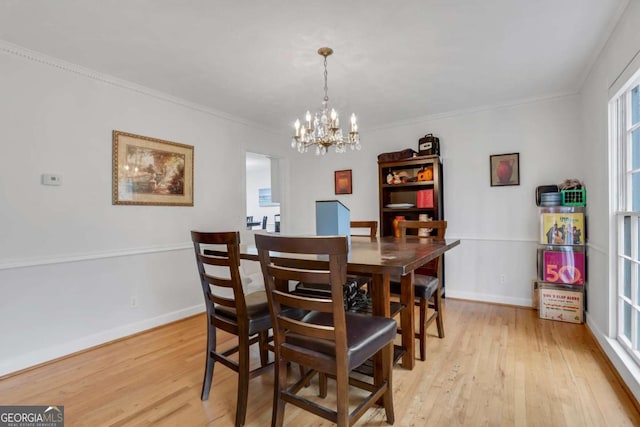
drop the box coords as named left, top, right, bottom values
left=490, top=153, right=520, bottom=187
left=112, top=130, right=194, bottom=206
left=334, top=169, right=352, bottom=195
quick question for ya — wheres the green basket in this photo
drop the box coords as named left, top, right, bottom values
left=561, top=189, right=586, bottom=206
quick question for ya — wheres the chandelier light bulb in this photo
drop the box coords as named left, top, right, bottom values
left=290, top=47, right=361, bottom=156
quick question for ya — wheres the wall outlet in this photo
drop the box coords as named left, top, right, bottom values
left=499, top=274, right=506, bottom=284
left=130, top=296, right=138, bottom=308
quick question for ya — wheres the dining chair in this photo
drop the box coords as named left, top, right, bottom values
left=390, top=220, right=447, bottom=361
left=261, top=215, right=268, bottom=230
left=191, top=231, right=274, bottom=427
left=255, top=233, right=396, bottom=427
left=274, top=214, right=281, bottom=233
left=350, top=220, right=378, bottom=238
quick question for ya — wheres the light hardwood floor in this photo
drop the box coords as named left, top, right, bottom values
left=1, top=299, right=639, bottom=426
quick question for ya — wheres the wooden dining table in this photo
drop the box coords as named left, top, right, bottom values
left=241, top=234, right=461, bottom=371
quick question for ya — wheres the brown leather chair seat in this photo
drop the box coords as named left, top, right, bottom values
left=213, top=291, right=273, bottom=333
left=389, top=274, right=438, bottom=300
left=285, top=311, right=397, bottom=370
left=215, top=292, right=306, bottom=332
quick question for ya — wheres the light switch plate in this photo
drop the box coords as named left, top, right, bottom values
left=41, top=174, right=62, bottom=186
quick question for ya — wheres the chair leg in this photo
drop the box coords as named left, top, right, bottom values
left=272, top=360, right=287, bottom=427
left=258, top=330, right=269, bottom=366
left=418, top=298, right=427, bottom=361
left=236, top=334, right=250, bottom=427
left=434, top=292, right=445, bottom=339
left=319, top=373, right=328, bottom=398
left=335, top=367, right=350, bottom=427
left=201, top=323, right=216, bottom=400
left=381, top=342, right=395, bottom=424
left=298, top=364, right=313, bottom=387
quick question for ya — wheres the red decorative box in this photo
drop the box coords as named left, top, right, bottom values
left=416, top=189, right=434, bottom=208
left=542, top=250, right=585, bottom=285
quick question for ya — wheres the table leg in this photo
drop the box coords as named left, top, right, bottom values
left=370, top=273, right=391, bottom=386
left=399, top=272, right=415, bottom=370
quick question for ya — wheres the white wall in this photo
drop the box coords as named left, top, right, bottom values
left=0, top=44, right=284, bottom=376
left=287, top=95, right=584, bottom=306
left=580, top=0, right=640, bottom=402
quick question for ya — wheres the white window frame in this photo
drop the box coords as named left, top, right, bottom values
left=611, top=68, right=640, bottom=366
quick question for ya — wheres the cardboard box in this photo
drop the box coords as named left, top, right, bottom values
left=532, top=280, right=539, bottom=310
left=539, top=285, right=583, bottom=323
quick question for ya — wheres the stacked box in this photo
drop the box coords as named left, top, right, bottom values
left=539, top=208, right=585, bottom=245
left=537, top=246, right=586, bottom=285
left=539, top=284, right=583, bottom=324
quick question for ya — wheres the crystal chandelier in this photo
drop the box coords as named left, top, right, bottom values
left=291, top=47, right=361, bottom=155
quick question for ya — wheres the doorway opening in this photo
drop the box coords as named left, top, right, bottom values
left=246, top=152, right=280, bottom=232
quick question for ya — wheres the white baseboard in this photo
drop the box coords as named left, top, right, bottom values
left=0, top=304, right=205, bottom=377
left=445, top=289, right=532, bottom=307
left=586, top=313, right=640, bottom=404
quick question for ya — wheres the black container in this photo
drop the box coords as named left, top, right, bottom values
left=418, top=134, right=440, bottom=156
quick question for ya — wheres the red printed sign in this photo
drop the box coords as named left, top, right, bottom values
left=543, top=251, right=585, bottom=285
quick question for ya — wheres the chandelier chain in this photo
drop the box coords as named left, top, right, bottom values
left=323, top=56, right=329, bottom=103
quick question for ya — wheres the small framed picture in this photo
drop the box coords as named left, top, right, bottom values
left=490, top=153, right=520, bottom=187
left=334, top=169, right=352, bottom=195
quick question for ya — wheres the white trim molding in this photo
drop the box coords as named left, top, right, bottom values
left=0, top=243, right=192, bottom=271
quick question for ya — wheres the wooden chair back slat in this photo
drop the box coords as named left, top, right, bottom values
left=350, top=220, right=378, bottom=238
left=266, top=264, right=330, bottom=285
left=272, top=290, right=333, bottom=313
left=203, top=273, right=234, bottom=288
left=278, top=317, right=335, bottom=340
left=210, top=294, right=236, bottom=309
left=398, top=220, right=447, bottom=239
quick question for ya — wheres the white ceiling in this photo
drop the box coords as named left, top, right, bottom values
left=0, top=1, right=627, bottom=130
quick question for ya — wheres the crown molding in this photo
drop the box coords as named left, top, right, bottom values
left=369, top=91, right=579, bottom=132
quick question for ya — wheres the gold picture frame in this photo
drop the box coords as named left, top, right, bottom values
left=112, top=130, right=194, bottom=206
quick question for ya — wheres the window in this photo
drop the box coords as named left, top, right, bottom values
left=611, top=69, right=640, bottom=366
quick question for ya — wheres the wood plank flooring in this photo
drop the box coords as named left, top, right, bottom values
left=1, top=299, right=639, bottom=426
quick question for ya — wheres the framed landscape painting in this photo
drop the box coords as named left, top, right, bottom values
left=112, top=130, right=194, bottom=206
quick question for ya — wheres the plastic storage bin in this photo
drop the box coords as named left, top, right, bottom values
left=561, top=189, right=586, bottom=206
